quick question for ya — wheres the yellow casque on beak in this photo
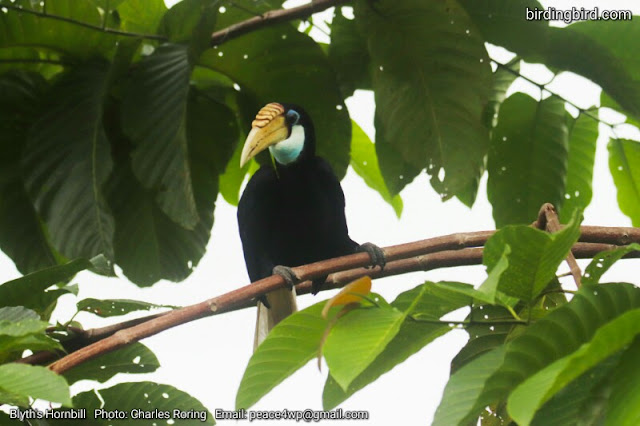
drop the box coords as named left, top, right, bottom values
left=240, top=103, right=289, bottom=167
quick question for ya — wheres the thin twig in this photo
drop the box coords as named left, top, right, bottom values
left=1, top=4, right=167, bottom=42
left=43, top=226, right=640, bottom=374
left=210, top=0, right=349, bottom=46
left=534, top=203, right=582, bottom=287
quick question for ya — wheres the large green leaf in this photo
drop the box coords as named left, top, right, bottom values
left=0, top=363, right=70, bottom=407
left=121, top=43, right=198, bottom=229
left=199, top=8, right=351, bottom=178
left=63, top=343, right=160, bottom=385
left=433, top=347, right=507, bottom=426
left=328, top=6, right=371, bottom=98
left=488, top=93, right=568, bottom=227
left=482, top=214, right=581, bottom=302
left=349, top=120, right=402, bottom=217
left=606, top=337, right=640, bottom=426
left=608, top=139, right=640, bottom=226
left=324, top=304, right=403, bottom=391
left=23, top=63, right=115, bottom=260
left=236, top=303, right=327, bottom=409
left=559, top=112, right=599, bottom=222
left=0, top=0, right=118, bottom=59
left=0, top=306, right=47, bottom=336
left=530, top=354, right=619, bottom=426
left=356, top=0, right=491, bottom=199
left=0, top=71, right=59, bottom=274
left=508, top=308, right=640, bottom=425
left=460, top=0, right=640, bottom=122
left=71, top=381, right=213, bottom=424
left=323, top=281, right=473, bottom=409
left=158, top=0, right=217, bottom=58
left=435, top=283, right=640, bottom=426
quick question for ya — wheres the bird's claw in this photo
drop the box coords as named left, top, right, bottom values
left=358, top=242, right=386, bottom=270
left=273, top=265, right=301, bottom=289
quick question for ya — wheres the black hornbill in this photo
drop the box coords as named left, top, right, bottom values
left=237, top=102, right=384, bottom=349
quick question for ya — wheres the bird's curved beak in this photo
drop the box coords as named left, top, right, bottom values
left=240, top=103, right=289, bottom=167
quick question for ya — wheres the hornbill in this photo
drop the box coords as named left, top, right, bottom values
left=237, top=102, right=384, bottom=349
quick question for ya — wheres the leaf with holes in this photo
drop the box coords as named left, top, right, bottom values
left=63, top=343, right=160, bottom=385
left=488, top=93, right=568, bottom=227
left=71, top=381, right=213, bottom=423
left=583, top=243, right=640, bottom=286
left=350, top=120, right=402, bottom=217
left=77, top=298, right=176, bottom=317
left=323, top=281, right=473, bottom=409
left=23, top=63, right=115, bottom=260
left=608, top=139, right=640, bottom=226
left=236, top=303, right=328, bottom=409
left=559, top=111, right=598, bottom=222
left=356, top=0, right=491, bottom=199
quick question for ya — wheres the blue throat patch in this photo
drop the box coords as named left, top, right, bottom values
left=269, top=125, right=305, bottom=165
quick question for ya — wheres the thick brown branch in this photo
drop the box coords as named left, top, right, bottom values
left=210, top=0, right=350, bottom=46
left=45, top=226, right=639, bottom=374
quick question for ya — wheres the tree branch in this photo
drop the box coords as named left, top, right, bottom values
left=210, top=0, right=350, bottom=46
left=43, top=225, right=640, bottom=374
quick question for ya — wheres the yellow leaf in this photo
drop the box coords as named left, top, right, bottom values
left=321, top=276, right=372, bottom=319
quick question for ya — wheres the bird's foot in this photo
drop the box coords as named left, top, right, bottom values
left=357, top=242, right=386, bottom=269
left=272, top=265, right=301, bottom=290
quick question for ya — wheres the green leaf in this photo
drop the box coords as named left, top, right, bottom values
left=324, top=305, right=403, bottom=391
left=23, top=62, right=115, bottom=260
left=218, top=137, right=249, bottom=206
left=606, top=337, right=640, bottom=426
left=236, top=303, right=327, bottom=409
left=0, top=71, right=58, bottom=275
left=159, top=0, right=217, bottom=58
left=121, top=43, right=198, bottom=229
left=583, top=243, right=640, bottom=286
left=483, top=58, right=520, bottom=129
left=559, top=112, right=599, bottom=222
left=482, top=213, right=581, bottom=302
left=437, top=283, right=640, bottom=426
left=77, top=298, right=176, bottom=317
left=434, top=347, right=507, bottom=426
left=328, top=6, right=371, bottom=98
left=117, top=0, right=167, bottom=34
left=476, top=245, right=511, bottom=304
left=349, top=120, right=402, bottom=217
left=0, top=0, right=118, bottom=59
left=323, top=281, right=473, bottom=409
left=200, top=10, right=351, bottom=178
left=63, top=343, right=160, bottom=385
left=0, top=307, right=47, bottom=336
left=608, top=139, right=640, bottom=226
left=460, top=1, right=640, bottom=122
left=72, top=381, right=213, bottom=424
left=487, top=93, right=568, bottom=227
left=508, top=308, right=640, bottom=425
left=530, top=353, right=619, bottom=426
left=356, top=0, right=491, bottom=199
left=0, top=363, right=70, bottom=407
left=0, top=258, right=94, bottom=311
left=0, top=333, right=63, bottom=359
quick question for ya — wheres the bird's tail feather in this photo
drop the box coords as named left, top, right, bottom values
left=253, top=287, right=298, bottom=351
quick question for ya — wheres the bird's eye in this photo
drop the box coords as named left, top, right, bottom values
left=285, top=109, right=300, bottom=125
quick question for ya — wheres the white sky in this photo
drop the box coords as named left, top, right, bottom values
left=2, top=1, right=640, bottom=425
